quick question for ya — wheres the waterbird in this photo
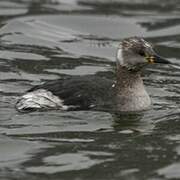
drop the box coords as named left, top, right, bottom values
left=15, top=36, right=171, bottom=112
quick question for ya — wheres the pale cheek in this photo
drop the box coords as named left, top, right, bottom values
left=117, top=48, right=124, bottom=65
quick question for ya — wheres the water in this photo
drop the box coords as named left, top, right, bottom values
left=0, top=0, right=180, bottom=179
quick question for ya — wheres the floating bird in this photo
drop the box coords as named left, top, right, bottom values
left=16, top=37, right=171, bottom=112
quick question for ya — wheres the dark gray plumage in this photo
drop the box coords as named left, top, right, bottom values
left=15, top=36, right=171, bottom=112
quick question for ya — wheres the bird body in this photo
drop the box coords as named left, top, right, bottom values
left=15, top=37, right=170, bottom=112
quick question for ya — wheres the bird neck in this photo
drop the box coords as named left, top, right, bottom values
left=115, top=66, right=151, bottom=112
left=116, top=66, right=143, bottom=90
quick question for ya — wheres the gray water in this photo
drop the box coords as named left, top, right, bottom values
left=0, top=0, right=180, bottom=179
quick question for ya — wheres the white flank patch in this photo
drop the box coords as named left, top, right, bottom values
left=116, top=46, right=124, bottom=65
left=16, top=89, right=68, bottom=112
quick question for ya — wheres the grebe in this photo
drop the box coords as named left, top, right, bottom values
left=16, top=37, right=170, bottom=112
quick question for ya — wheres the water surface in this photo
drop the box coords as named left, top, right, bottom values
left=0, top=0, right=180, bottom=179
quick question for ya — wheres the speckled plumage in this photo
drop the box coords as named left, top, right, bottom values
left=15, top=37, right=170, bottom=112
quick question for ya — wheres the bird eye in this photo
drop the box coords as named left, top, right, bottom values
left=138, top=50, right=145, bottom=56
